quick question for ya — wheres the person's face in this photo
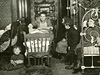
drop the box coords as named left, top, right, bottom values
left=65, top=24, right=70, bottom=29
left=40, top=14, right=46, bottom=21
left=13, top=47, right=21, bottom=55
left=88, top=19, right=95, bottom=27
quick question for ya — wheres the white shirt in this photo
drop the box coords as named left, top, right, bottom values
left=39, top=22, right=47, bottom=29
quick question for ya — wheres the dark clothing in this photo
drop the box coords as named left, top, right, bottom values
left=12, top=21, right=26, bottom=55
left=11, top=54, right=24, bottom=61
left=67, top=27, right=80, bottom=47
left=67, top=45, right=77, bottom=64
left=67, top=27, right=80, bottom=64
left=3, top=54, right=24, bottom=71
left=0, top=30, right=11, bottom=45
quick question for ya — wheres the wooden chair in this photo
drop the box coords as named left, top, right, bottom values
left=24, top=32, right=53, bottom=66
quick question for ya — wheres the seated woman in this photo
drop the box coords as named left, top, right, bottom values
left=28, top=12, right=53, bottom=34
left=33, top=12, right=53, bottom=30
left=27, top=12, right=54, bottom=42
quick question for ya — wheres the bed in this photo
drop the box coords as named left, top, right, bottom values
left=24, top=29, right=54, bottom=66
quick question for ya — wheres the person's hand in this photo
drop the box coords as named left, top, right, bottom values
left=11, top=60, right=16, bottom=66
left=62, top=38, right=66, bottom=41
left=49, top=26, right=53, bottom=30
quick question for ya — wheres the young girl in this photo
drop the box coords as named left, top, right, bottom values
left=56, top=33, right=68, bottom=62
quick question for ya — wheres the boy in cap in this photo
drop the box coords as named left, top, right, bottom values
left=62, top=17, right=80, bottom=71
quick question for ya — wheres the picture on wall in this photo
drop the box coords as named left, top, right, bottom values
left=40, top=7, right=50, bottom=13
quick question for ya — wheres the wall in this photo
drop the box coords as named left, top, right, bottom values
left=0, top=0, right=11, bottom=29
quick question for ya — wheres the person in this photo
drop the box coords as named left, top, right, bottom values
left=28, top=12, right=54, bottom=41
left=0, top=20, right=28, bottom=61
left=33, top=12, right=53, bottom=30
left=56, top=32, right=68, bottom=63
left=20, top=17, right=29, bottom=34
left=63, top=17, right=80, bottom=71
left=16, top=18, right=28, bottom=55
left=0, top=46, right=25, bottom=71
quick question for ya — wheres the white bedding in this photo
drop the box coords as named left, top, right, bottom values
left=83, top=46, right=99, bottom=55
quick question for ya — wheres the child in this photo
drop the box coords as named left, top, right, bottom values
left=56, top=34, right=68, bottom=62
left=62, top=17, right=80, bottom=71
left=2, top=46, right=25, bottom=71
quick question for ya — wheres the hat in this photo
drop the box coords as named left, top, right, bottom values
left=62, top=17, right=74, bottom=26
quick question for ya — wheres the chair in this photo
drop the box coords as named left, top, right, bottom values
left=24, top=32, right=53, bottom=66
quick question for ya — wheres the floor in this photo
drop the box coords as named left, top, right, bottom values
left=53, top=63, right=82, bottom=75
left=0, top=57, right=99, bottom=75
left=0, top=57, right=82, bottom=75
left=51, top=58, right=82, bottom=75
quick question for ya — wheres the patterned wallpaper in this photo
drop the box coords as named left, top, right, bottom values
left=0, top=0, right=11, bottom=29
left=1, top=0, right=99, bottom=29
left=30, top=0, right=58, bottom=24
left=0, top=0, right=58, bottom=29
left=71, top=0, right=100, bottom=8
